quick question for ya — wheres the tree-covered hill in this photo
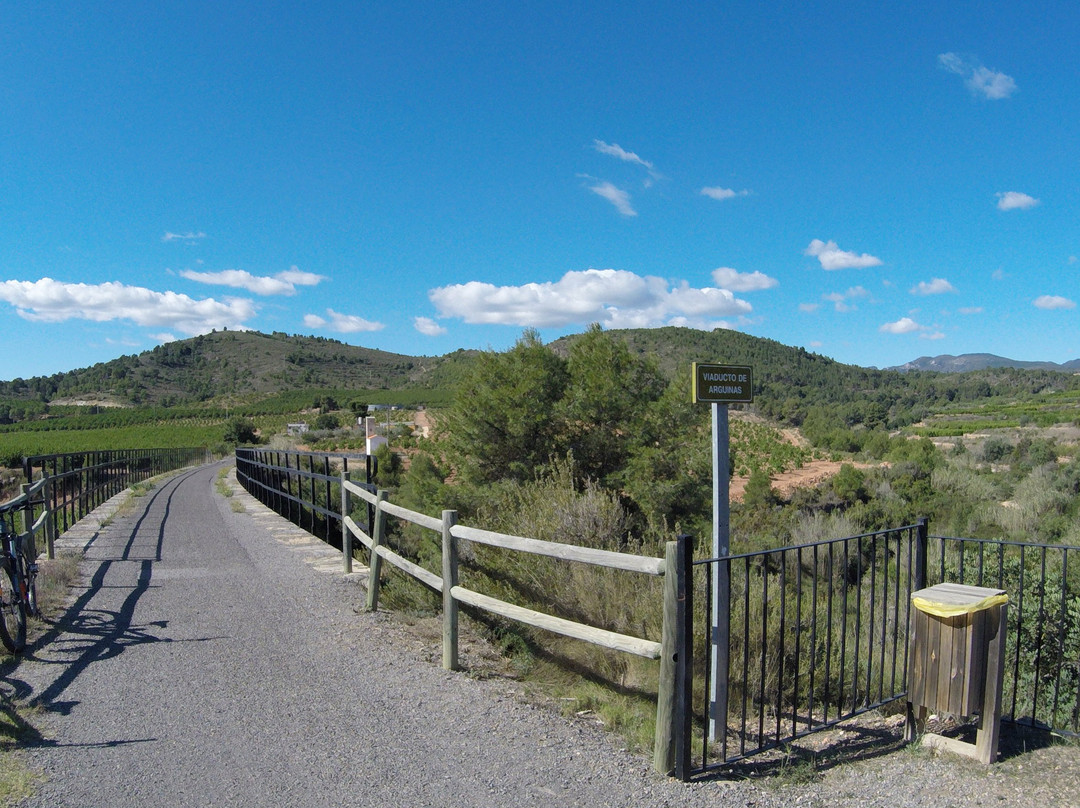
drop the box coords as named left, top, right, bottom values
left=552, top=327, right=1080, bottom=431
left=0, top=330, right=467, bottom=407
left=2, top=325, right=1078, bottom=431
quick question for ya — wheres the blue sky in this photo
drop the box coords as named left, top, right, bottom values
left=2, top=1, right=1077, bottom=381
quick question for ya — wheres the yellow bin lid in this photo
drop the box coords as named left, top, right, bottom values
left=912, top=582, right=1008, bottom=618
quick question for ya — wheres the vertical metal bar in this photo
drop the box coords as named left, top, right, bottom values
left=341, top=470, right=352, bottom=574
left=902, top=527, right=914, bottom=691
left=1031, top=545, right=1048, bottom=725
left=1052, top=547, right=1068, bottom=728
left=794, top=546, right=804, bottom=736
left=839, top=538, right=850, bottom=717
left=877, top=532, right=885, bottom=702
left=323, top=455, right=332, bottom=542
left=757, top=559, right=768, bottom=749
left=776, top=550, right=786, bottom=745
left=853, top=538, right=864, bottom=712
left=1011, top=544, right=1026, bottom=722
left=739, top=558, right=750, bottom=758
left=703, top=560, right=714, bottom=765
left=308, top=454, right=317, bottom=534
left=867, top=534, right=878, bottom=705
left=890, top=531, right=902, bottom=696
left=808, top=543, right=819, bottom=731
left=915, top=518, right=928, bottom=593
left=824, top=541, right=835, bottom=725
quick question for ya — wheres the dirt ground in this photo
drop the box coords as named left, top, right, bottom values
left=728, top=459, right=875, bottom=503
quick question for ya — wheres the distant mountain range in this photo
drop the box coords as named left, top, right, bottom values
left=892, top=354, right=1080, bottom=373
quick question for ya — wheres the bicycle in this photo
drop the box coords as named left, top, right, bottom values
left=0, top=509, right=38, bottom=654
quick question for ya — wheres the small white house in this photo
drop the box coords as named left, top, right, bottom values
left=366, top=434, right=388, bottom=454
left=287, top=423, right=309, bottom=436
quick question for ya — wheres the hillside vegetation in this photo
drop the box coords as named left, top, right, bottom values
left=3, top=325, right=1079, bottom=466
left=0, top=330, right=469, bottom=408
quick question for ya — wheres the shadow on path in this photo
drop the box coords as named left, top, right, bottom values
left=1, top=467, right=222, bottom=737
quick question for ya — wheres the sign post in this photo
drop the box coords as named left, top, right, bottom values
left=691, top=363, right=753, bottom=742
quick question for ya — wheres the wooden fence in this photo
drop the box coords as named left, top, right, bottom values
left=339, top=475, right=694, bottom=778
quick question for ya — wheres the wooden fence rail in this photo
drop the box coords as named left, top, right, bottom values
left=339, top=474, right=692, bottom=777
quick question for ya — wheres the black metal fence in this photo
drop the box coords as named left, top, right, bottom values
left=234, top=447, right=376, bottom=549
left=23, top=448, right=212, bottom=538
left=688, top=521, right=1080, bottom=776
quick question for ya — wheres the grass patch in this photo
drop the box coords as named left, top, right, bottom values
left=215, top=467, right=234, bottom=498
left=33, top=551, right=82, bottom=622
left=0, top=746, right=40, bottom=807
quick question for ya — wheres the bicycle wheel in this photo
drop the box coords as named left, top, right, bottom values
left=0, top=562, right=26, bottom=653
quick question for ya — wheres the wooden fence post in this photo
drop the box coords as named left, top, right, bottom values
left=655, top=534, right=693, bottom=778
left=365, top=491, right=388, bottom=612
left=442, top=509, right=459, bottom=671
left=341, top=470, right=352, bottom=574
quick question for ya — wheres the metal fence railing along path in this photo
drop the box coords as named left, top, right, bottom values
left=692, top=520, right=1080, bottom=776
left=23, top=448, right=212, bottom=543
left=694, top=522, right=925, bottom=772
left=234, top=447, right=377, bottom=549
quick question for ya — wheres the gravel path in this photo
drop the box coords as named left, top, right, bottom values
left=5, top=462, right=1079, bottom=807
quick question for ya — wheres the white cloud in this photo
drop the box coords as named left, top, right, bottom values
left=805, top=239, right=883, bottom=270
left=921, top=331, right=946, bottom=340
left=996, top=191, right=1039, bottom=211
left=588, top=181, right=637, bottom=216
left=429, top=268, right=752, bottom=331
left=958, top=307, right=984, bottom=315
left=180, top=267, right=327, bottom=296
left=1033, top=295, right=1076, bottom=310
left=701, top=187, right=750, bottom=201
left=0, top=277, right=255, bottom=333
left=823, top=286, right=869, bottom=312
left=880, top=317, right=922, bottom=335
left=799, top=302, right=820, bottom=313
left=911, top=278, right=956, bottom=295
left=162, top=231, right=206, bottom=243
left=711, top=266, right=778, bottom=292
left=592, top=140, right=653, bottom=170
left=276, top=266, right=326, bottom=287
left=938, top=53, right=1017, bottom=99
left=413, top=316, right=447, bottom=336
left=304, top=308, right=384, bottom=333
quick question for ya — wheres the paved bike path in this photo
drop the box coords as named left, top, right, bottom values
left=6, top=462, right=719, bottom=808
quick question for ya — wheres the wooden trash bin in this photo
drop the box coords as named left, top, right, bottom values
left=905, top=583, right=1008, bottom=764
